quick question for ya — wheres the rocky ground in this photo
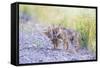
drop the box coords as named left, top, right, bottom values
left=19, top=31, right=96, bottom=64
left=19, top=12, right=96, bottom=64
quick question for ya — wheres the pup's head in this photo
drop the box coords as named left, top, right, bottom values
left=44, top=25, right=61, bottom=40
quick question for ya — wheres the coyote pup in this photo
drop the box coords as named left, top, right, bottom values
left=44, top=25, right=81, bottom=51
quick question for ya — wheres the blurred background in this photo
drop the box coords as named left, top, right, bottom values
left=19, top=4, right=96, bottom=53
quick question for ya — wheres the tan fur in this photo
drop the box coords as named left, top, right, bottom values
left=44, top=25, right=81, bottom=51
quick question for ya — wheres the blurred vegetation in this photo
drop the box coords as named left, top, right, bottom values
left=19, top=5, right=96, bottom=53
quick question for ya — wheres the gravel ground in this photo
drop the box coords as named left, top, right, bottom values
left=19, top=31, right=96, bottom=64
left=19, top=13, right=96, bottom=64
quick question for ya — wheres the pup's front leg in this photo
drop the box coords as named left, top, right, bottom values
left=52, top=39, right=58, bottom=49
left=54, top=44, right=57, bottom=49
left=63, top=39, right=68, bottom=50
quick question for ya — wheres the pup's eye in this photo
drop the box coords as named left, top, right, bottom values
left=57, top=34, right=61, bottom=38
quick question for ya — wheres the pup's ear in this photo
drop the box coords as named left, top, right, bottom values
left=48, top=25, right=53, bottom=32
left=59, top=28, right=62, bottom=32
